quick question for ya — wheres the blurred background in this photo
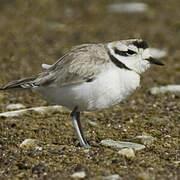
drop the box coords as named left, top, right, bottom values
left=0, top=0, right=179, bottom=179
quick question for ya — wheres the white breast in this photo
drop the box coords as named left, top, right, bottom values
left=37, top=66, right=140, bottom=111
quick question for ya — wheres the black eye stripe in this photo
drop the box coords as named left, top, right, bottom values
left=108, top=51, right=131, bottom=70
left=114, top=48, right=128, bottom=56
left=114, top=48, right=136, bottom=56
left=127, top=49, right=136, bottom=55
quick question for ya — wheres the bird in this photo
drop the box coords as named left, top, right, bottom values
left=1, top=39, right=164, bottom=148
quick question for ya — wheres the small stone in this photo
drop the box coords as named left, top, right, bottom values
left=83, top=149, right=90, bottom=153
left=107, top=3, right=148, bottom=13
left=0, top=105, right=68, bottom=118
left=103, top=174, right=120, bottom=180
left=20, top=139, right=39, bottom=150
left=6, top=103, right=25, bottom=110
left=71, top=171, right=86, bottom=179
left=150, top=85, right=180, bottom=95
left=132, top=135, right=155, bottom=146
left=87, top=120, right=98, bottom=127
left=34, top=146, right=43, bottom=151
left=123, top=128, right=127, bottom=132
left=118, top=148, right=135, bottom=158
left=149, top=48, right=167, bottom=59
left=173, top=161, right=180, bottom=166
left=164, top=135, right=171, bottom=138
left=101, top=139, right=145, bottom=151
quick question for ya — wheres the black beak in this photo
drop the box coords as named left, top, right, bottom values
left=147, top=57, right=164, bottom=66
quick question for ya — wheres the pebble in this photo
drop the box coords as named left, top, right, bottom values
left=150, top=85, right=180, bottom=95
left=101, top=139, right=145, bottom=151
left=149, top=48, right=167, bottom=58
left=118, top=148, right=135, bottom=158
left=103, top=174, right=120, bottom=180
left=173, top=161, right=180, bottom=166
left=0, top=105, right=67, bottom=117
left=83, top=149, right=90, bottom=153
left=107, top=2, right=148, bottom=13
left=132, top=135, right=155, bottom=146
left=71, top=171, right=86, bottom=179
left=87, top=120, right=98, bottom=127
left=6, top=103, right=25, bottom=110
left=20, top=139, right=40, bottom=150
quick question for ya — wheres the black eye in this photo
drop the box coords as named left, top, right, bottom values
left=114, top=48, right=136, bottom=56
left=127, top=49, right=136, bottom=55
left=114, top=48, right=128, bottom=56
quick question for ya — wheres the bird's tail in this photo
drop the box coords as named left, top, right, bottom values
left=1, top=76, right=37, bottom=90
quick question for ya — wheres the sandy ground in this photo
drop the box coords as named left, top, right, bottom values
left=0, top=0, right=179, bottom=179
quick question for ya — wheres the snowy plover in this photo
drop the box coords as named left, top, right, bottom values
left=1, top=39, right=164, bottom=148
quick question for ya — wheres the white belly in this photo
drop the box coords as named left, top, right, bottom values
left=37, top=67, right=140, bottom=111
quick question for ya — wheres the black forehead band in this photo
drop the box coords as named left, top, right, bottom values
left=133, top=40, right=148, bottom=49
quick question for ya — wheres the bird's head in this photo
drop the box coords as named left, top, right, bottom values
left=107, top=39, right=164, bottom=74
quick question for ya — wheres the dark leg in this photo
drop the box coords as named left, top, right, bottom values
left=70, top=107, right=91, bottom=148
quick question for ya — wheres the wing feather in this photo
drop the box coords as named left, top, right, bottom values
left=34, top=43, right=110, bottom=87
